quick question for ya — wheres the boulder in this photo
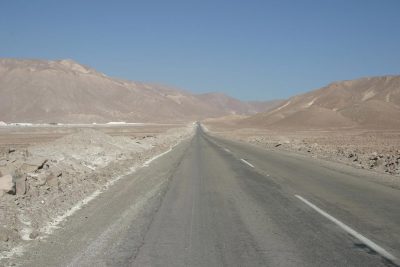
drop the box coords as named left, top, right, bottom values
left=15, top=175, right=27, bottom=195
left=369, top=152, right=378, bottom=160
left=20, top=159, right=48, bottom=173
left=0, top=174, right=15, bottom=195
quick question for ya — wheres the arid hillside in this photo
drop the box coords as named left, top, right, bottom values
left=242, top=75, right=400, bottom=129
left=0, top=58, right=273, bottom=123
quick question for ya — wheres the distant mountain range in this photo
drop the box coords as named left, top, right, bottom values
left=0, top=58, right=279, bottom=123
left=2, top=58, right=398, bottom=129
left=242, top=75, right=400, bottom=129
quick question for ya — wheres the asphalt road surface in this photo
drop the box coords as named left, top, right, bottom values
left=16, top=126, right=400, bottom=266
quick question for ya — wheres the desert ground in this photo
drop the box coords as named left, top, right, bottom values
left=0, top=123, right=194, bottom=258
left=203, top=121, right=400, bottom=178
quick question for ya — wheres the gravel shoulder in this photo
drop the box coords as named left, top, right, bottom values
left=0, top=124, right=194, bottom=263
left=203, top=124, right=400, bottom=179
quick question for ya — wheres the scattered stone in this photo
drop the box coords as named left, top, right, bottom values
left=29, top=230, right=39, bottom=240
left=369, top=152, right=378, bottom=160
left=275, top=143, right=282, bottom=147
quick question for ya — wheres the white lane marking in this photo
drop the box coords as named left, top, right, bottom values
left=295, top=195, right=399, bottom=264
left=240, top=159, right=255, bottom=168
left=224, top=148, right=231, bottom=153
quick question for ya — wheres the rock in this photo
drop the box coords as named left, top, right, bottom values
left=0, top=174, right=15, bottom=195
left=369, top=152, right=378, bottom=160
left=0, top=227, right=10, bottom=242
left=15, top=175, right=27, bottom=195
left=29, top=230, right=39, bottom=240
left=37, top=159, right=49, bottom=170
left=0, top=226, right=18, bottom=242
left=20, top=163, right=37, bottom=174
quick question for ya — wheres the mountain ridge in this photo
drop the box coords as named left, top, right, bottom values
left=241, top=75, right=400, bottom=129
left=0, top=58, right=278, bottom=123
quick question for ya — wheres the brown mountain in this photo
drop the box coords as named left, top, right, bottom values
left=242, top=75, right=400, bottom=129
left=196, top=92, right=283, bottom=115
left=0, top=58, right=273, bottom=123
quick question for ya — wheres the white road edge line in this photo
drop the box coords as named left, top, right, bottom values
left=143, top=145, right=174, bottom=167
left=240, top=159, right=255, bottom=168
left=0, top=142, right=183, bottom=262
left=295, top=195, right=399, bottom=264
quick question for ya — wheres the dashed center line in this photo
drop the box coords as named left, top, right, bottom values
left=240, top=159, right=255, bottom=168
left=224, top=148, right=231, bottom=153
left=295, top=195, right=399, bottom=264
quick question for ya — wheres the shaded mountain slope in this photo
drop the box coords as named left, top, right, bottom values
left=242, top=75, right=400, bottom=129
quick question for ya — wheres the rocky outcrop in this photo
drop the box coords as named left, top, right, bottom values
left=0, top=125, right=194, bottom=256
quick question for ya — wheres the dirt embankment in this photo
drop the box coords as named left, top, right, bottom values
left=205, top=125, right=400, bottom=176
left=0, top=125, right=194, bottom=254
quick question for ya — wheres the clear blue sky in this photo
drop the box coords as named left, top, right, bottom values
left=1, top=0, right=399, bottom=100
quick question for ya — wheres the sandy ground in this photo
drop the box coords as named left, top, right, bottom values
left=0, top=124, right=194, bottom=255
left=204, top=123, right=400, bottom=177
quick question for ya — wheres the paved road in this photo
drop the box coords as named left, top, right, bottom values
left=16, top=126, right=400, bottom=266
